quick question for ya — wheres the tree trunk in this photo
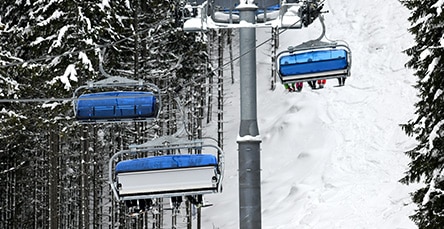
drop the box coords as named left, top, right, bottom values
left=49, top=127, right=60, bottom=229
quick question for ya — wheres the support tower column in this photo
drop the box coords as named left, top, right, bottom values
left=237, top=2, right=262, bottom=229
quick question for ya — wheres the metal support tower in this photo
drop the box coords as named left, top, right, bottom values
left=237, top=2, right=262, bottom=229
left=180, top=1, right=328, bottom=228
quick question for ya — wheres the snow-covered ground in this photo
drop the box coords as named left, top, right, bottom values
left=201, top=0, right=421, bottom=228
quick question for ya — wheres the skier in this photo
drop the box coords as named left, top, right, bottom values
left=308, top=80, right=316, bottom=89
left=337, top=77, right=346, bottom=86
left=284, top=82, right=303, bottom=92
left=284, top=83, right=295, bottom=92
left=295, top=82, right=303, bottom=91
left=317, top=79, right=326, bottom=88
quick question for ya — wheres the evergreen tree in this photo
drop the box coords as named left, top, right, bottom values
left=400, top=1, right=444, bottom=228
left=1, top=0, right=211, bottom=227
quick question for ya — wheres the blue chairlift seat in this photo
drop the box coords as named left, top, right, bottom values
left=115, top=154, right=218, bottom=173
left=115, top=154, right=220, bottom=198
left=278, top=48, right=350, bottom=83
left=76, top=91, right=156, bottom=120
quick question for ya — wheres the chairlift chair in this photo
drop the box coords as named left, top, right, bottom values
left=278, top=0, right=303, bottom=29
left=277, top=43, right=351, bottom=84
left=276, top=15, right=352, bottom=86
left=181, top=0, right=323, bottom=31
left=257, top=2, right=281, bottom=23
left=208, top=0, right=282, bottom=25
left=181, top=0, right=209, bottom=32
left=72, top=76, right=162, bottom=124
left=109, top=136, right=224, bottom=202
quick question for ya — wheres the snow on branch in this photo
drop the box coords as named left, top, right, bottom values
left=433, top=0, right=444, bottom=14
left=48, top=64, right=78, bottom=90
left=37, top=9, right=65, bottom=27
left=50, top=25, right=74, bottom=51
left=0, top=108, right=27, bottom=119
left=0, top=161, right=26, bottom=175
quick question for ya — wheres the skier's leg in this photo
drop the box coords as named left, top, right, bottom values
left=308, top=80, right=316, bottom=89
left=296, top=82, right=303, bottom=91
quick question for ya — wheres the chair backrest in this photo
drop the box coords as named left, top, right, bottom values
left=212, top=0, right=237, bottom=10
left=211, top=0, right=280, bottom=10
left=256, top=0, right=280, bottom=9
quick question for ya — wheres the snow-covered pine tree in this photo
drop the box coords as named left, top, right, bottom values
left=400, top=1, right=444, bottom=228
left=1, top=0, right=211, bottom=227
left=0, top=2, right=53, bottom=227
left=0, top=1, right=114, bottom=227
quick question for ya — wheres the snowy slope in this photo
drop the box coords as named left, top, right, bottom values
left=201, top=0, right=420, bottom=228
